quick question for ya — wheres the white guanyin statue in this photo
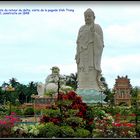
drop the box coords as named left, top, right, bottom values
left=75, top=8, right=106, bottom=103
left=75, top=8, right=104, bottom=91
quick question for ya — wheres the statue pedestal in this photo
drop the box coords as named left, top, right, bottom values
left=76, top=89, right=106, bottom=104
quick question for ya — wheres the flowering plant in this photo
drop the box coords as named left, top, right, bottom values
left=112, top=122, right=136, bottom=138
left=0, top=112, right=21, bottom=137
left=40, top=91, right=87, bottom=126
left=12, top=123, right=40, bottom=138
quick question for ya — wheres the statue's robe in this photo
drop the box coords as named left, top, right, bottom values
left=75, top=23, right=104, bottom=90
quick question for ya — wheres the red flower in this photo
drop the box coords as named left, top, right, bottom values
left=115, top=113, right=121, bottom=117
left=77, top=111, right=83, bottom=117
left=50, top=118, right=60, bottom=124
left=62, top=95, right=68, bottom=100
left=67, top=91, right=77, bottom=99
left=88, top=121, right=93, bottom=125
left=129, top=113, right=136, bottom=116
left=73, top=96, right=82, bottom=104
left=125, top=123, right=135, bottom=127
left=11, top=112, right=16, bottom=115
left=40, top=115, right=50, bottom=123
left=72, top=104, right=79, bottom=109
left=112, top=122, right=122, bottom=127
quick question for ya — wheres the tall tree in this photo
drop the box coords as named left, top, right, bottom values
left=100, top=76, right=114, bottom=105
left=26, top=81, right=37, bottom=102
left=100, top=76, right=108, bottom=90
left=9, top=77, right=20, bottom=88
left=65, top=73, right=78, bottom=91
left=131, top=86, right=140, bottom=106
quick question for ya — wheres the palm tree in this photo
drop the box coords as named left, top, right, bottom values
left=26, top=81, right=38, bottom=103
left=100, top=76, right=114, bottom=105
left=100, top=76, right=108, bottom=90
left=1, top=82, right=9, bottom=88
left=9, top=78, right=19, bottom=87
left=1, top=79, right=17, bottom=105
left=17, top=84, right=27, bottom=104
left=65, top=73, right=78, bottom=91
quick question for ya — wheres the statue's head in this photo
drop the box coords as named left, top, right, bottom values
left=51, top=66, right=60, bottom=75
left=84, top=8, right=95, bottom=25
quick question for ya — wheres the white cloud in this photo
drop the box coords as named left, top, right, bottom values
left=102, top=54, right=140, bottom=73
left=104, top=21, right=140, bottom=47
left=57, top=63, right=77, bottom=75
left=102, top=54, right=140, bottom=88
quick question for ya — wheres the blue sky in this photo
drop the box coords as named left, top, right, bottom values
left=0, top=1, right=140, bottom=89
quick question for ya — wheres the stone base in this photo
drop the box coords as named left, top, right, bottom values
left=76, top=89, right=106, bottom=104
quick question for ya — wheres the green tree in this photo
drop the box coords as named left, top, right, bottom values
left=1, top=80, right=16, bottom=105
left=9, top=77, right=20, bottom=88
left=26, top=81, right=38, bottom=103
left=104, top=88, right=114, bottom=105
left=17, top=84, right=27, bottom=104
left=131, top=86, right=140, bottom=106
left=1, top=82, right=9, bottom=88
left=100, top=76, right=114, bottom=105
left=0, top=78, right=38, bottom=105
left=65, top=73, right=78, bottom=91
left=100, top=76, right=108, bottom=90
left=0, top=87, right=5, bottom=104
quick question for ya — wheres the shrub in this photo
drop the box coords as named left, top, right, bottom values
left=120, top=107, right=131, bottom=116
left=42, top=109, right=61, bottom=118
left=24, top=107, right=34, bottom=116
left=60, top=125, right=75, bottom=138
left=111, top=106, right=121, bottom=115
left=65, top=117, right=84, bottom=128
left=65, top=109, right=79, bottom=117
left=0, top=105, right=8, bottom=117
left=34, top=109, right=41, bottom=115
left=38, top=122, right=60, bottom=138
left=92, top=128, right=103, bottom=138
left=12, top=123, right=40, bottom=138
left=11, top=108, right=24, bottom=116
left=74, top=128, right=91, bottom=138
left=40, top=114, right=61, bottom=125
left=0, top=112, right=21, bottom=137
left=0, top=121, right=13, bottom=138
left=0, top=105, right=7, bottom=112
left=112, top=122, right=136, bottom=138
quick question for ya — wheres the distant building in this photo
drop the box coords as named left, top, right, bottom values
left=113, top=75, right=132, bottom=106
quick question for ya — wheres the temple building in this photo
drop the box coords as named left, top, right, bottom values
left=113, top=75, right=132, bottom=106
